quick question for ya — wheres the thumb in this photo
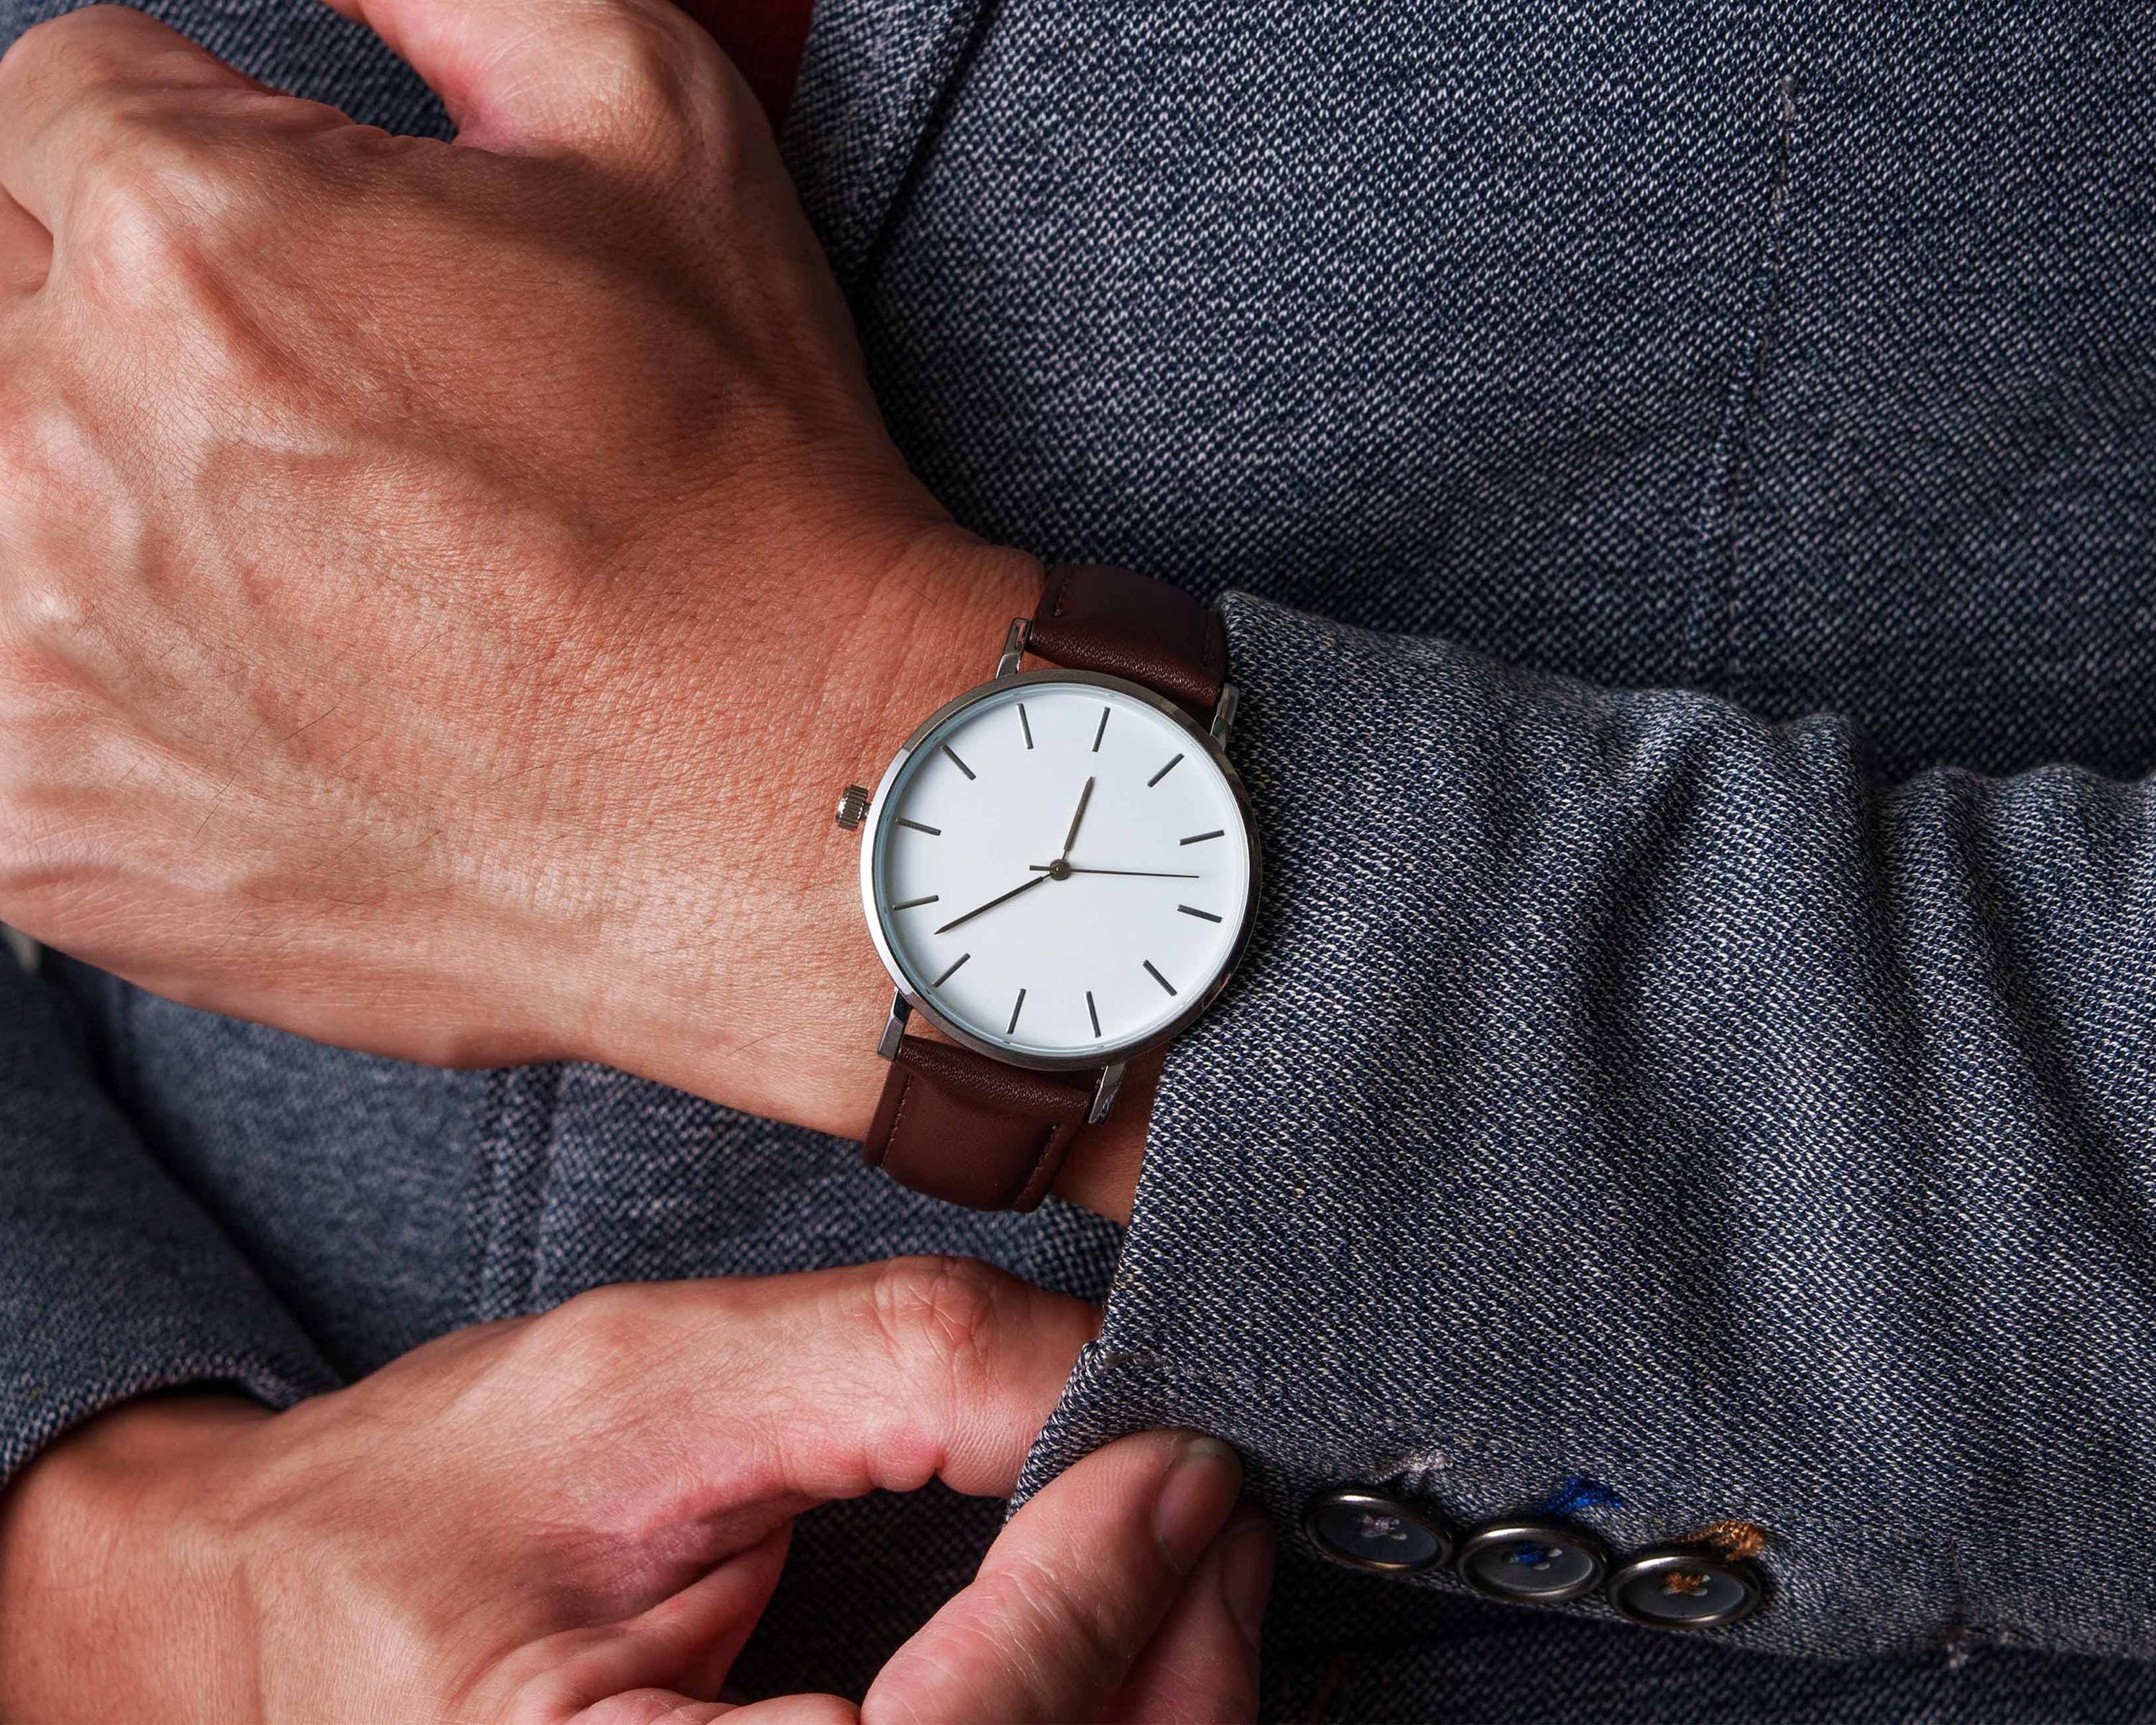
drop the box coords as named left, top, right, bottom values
left=864, top=1431, right=1253, bottom=1725
left=315, top=0, right=755, bottom=169
left=1105, top=1505, right=1273, bottom=1724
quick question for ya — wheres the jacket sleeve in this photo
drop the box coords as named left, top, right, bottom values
left=1022, top=590, right=2156, bottom=1662
left=0, top=941, right=336, bottom=1491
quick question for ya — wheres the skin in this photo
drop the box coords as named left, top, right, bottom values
left=0, top=1258, right=1273, bottom=1720
left=0, top=0, right=1150, bottom=1220
left=0, top=0, right=1197, bottom=1712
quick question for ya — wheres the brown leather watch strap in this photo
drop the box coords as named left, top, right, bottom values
left=863, top=564, right=1224, bottom=1210
left=1028, top=564, right=1228, bottom=723
left=863, top=1039, right=1096, bottom=1211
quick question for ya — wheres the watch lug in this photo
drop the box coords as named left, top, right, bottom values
left=1210, top=684, right=1240, bottom=747
left=995, top=617, right=1029, bottom=678
left=1088, top=1061, right=1127, bottom=1126
left=876, top=992, right=911, bottom=1060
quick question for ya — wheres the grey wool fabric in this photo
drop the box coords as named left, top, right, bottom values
left=5, top=0, right=2156, bottom=1717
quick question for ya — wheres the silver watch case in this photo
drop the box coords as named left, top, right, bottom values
left=853, top=664, right=1261, bottom=1078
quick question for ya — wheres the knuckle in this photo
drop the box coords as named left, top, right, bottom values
left=576, top=0, right=706, bottom=98
left=68, top=140, right=209, bottom=277
left=65, top=121, right=285, bottom=298
left=0, top=571, right=98, bottom=712
left=3, top=14, right=241, bottom=235
left=564, top=0, right=737, bottom=163
left=0, top=438, right=99, bottom=688
left=63, top=167, right=308, bottom=392
left=866, top=1254, right=1008, bottom=1391
left=5, top=570, right=93, bottom=663
left=115, top=114, right=229, bottom=198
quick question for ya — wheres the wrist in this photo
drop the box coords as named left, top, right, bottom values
left=0, top=1394, right=269, bottom=1716
left=584, top=523, right=1151, bottom=1222
left=1049, top=1053, right=1156, bottom=1224
left=570, top=521, right=1004, bottom=1089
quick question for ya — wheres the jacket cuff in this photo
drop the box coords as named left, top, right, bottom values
left=1020, top=590, right=2112, bottom=1662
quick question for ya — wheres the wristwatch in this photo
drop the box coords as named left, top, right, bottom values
left=834, top=565, right=1261, bottom=1210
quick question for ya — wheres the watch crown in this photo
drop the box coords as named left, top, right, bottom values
left=834, top=784, right=871, bottom=830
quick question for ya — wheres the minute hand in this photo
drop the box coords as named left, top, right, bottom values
left=1028, top=865, right=1202, bottom=878
left=934, top=873, right=1052, bottom=934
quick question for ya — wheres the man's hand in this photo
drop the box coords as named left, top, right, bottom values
left=0, top=1258, right=1271, bottom=1721
left=0, top=0, right=1148, bottom=1211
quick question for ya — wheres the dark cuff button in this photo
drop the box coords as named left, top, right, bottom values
left=1456, top=1521, right=1608, bottom=1604
left=1606, top=1547, right=1763, bottom=1629
left=1302, top=1487, right=1452, bottom=1573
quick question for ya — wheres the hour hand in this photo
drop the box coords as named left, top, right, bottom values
left=1059, top=776, right=1096, bottom=858
left=934, top=873, right=1051, bottom=934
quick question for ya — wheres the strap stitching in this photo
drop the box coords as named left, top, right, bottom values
left=886, top=1070, right=916, bottom=1159
left=1014, top=1118, right=1067, bottom=1210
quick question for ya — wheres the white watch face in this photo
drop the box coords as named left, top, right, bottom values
left=865, top=676, right=1256, bottom=1065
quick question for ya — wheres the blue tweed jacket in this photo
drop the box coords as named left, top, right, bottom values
left=4, top=0, right=2154, bottom=1717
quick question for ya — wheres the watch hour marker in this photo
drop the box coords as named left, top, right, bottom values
left=1092, top=707, right=1110, bottom=753
left=1179, top=829, right=1224, bottom=846
left=891, top=895, right=940, bottom=911
left=1143, top=959, right=1177, bottom=996
left=1177, top=905, right=1222, bottom=922
left=932, top=952, right=971, bottom=987
left=942, top=743, right=975, bottom=780
left=896, top=818, right=941, bottom=835
left=1087, top=990, right=1101, bottom=1038
left=1007, top=988, right=1027, bottom=1035
left=1018, top=703, right=1033, bottom=750
left=1147, top=753, right=1184, bottom=788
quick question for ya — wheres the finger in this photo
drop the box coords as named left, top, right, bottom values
left=314, top=0, right=752, bottom=170
left=577, top=1698, right=733, bottom=1725
left=536, top=1525, right=793, bottom=1714
left=0, top=6, right=269, bottom=233
left=716, top=1698, right=858, bottom=1724
left=591, top=1257, right=1098, bottom=1510
left=675, top=1526, right=790, bottom=1701
left=580, top=1692, right=854, bottom=1725
left=1105, top=1506, right=1273, bottom=1725
left=0, top=188, right=50, bottom=295
left=579, top=1688, right=856, bottom=1725
left=862, top=1430, right=1247, bottom=1725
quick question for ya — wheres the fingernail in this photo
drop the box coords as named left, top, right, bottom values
left=1220, top=1506, right=1275, bottom=1649
left=1153, top=1435, right=1243, bottom=1573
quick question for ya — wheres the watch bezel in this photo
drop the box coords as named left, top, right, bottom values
left=857, top=667, right=1261, bottom=1075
